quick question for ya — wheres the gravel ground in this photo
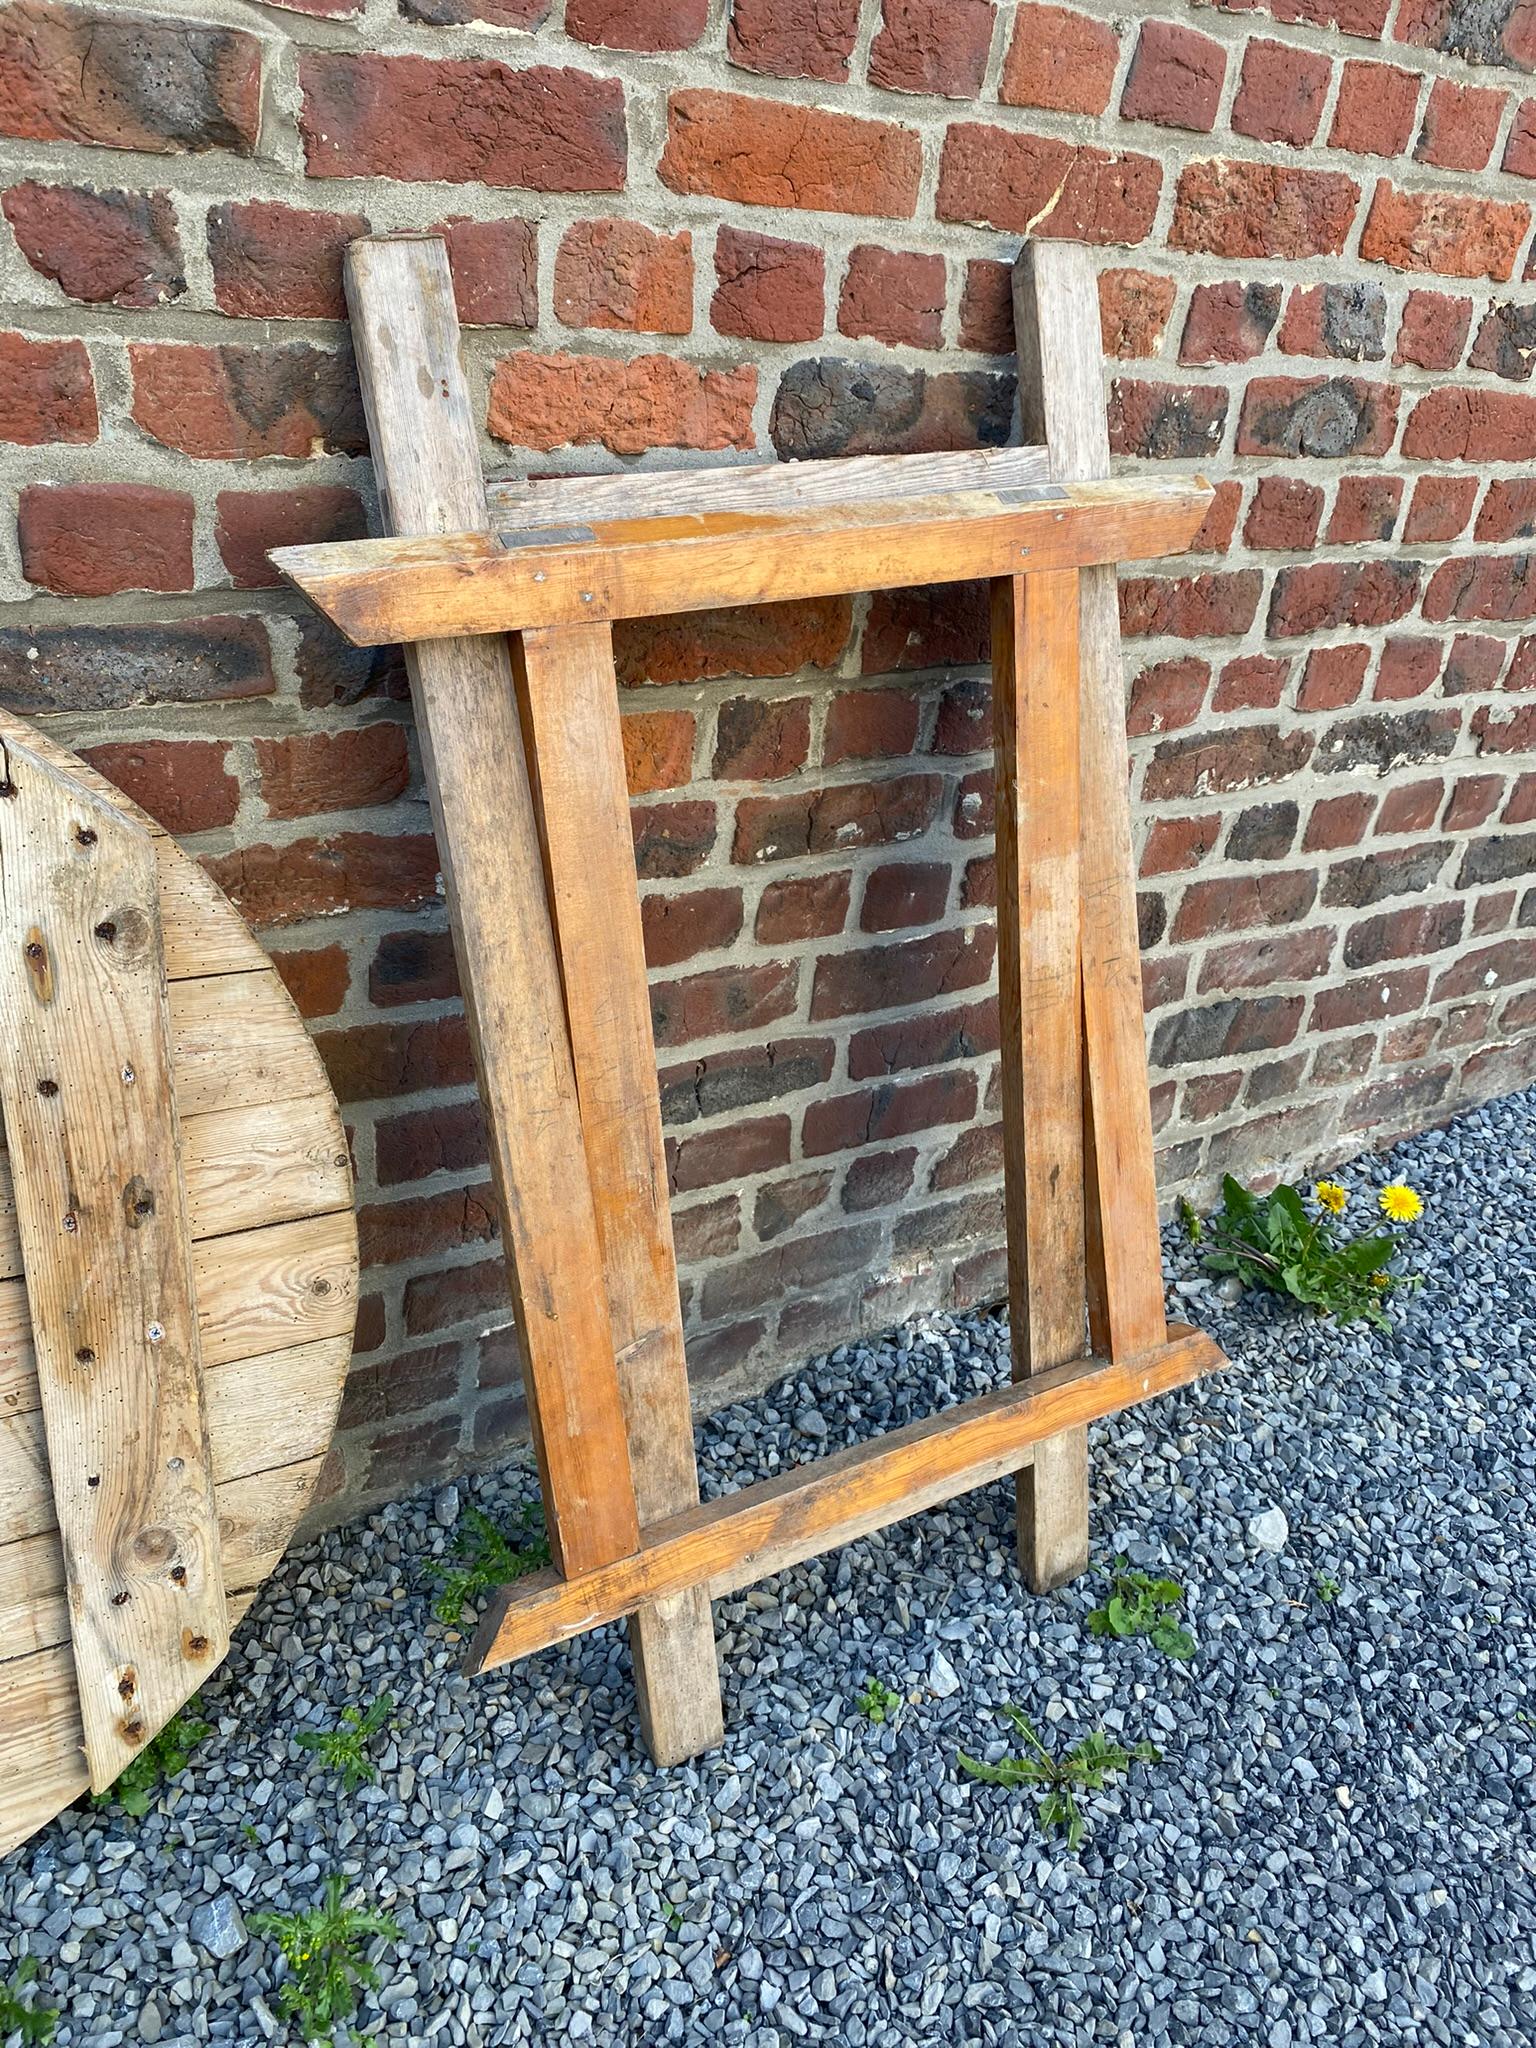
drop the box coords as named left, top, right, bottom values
left=3, top=1085, right=1535, bottom=2048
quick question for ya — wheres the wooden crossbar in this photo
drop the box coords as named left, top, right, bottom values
left=284, top=232, right=1228, bottom=1766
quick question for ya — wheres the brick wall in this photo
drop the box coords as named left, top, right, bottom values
left=4, top=0, right=1536, bottom=1522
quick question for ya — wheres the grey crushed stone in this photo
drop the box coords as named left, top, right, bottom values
left=2, top=1084, right=1534, bottom=2047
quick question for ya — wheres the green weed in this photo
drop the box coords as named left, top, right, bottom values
left=1315, top=1574, right=1341, bottom=1605
left=91, top=1701, right=212, bottom=1819
left=251, top=1873, right=399, bottom=2045
left=296, top=1694, right=394, bottom=1792
left=1190, top=1174, right=1420, bottom=1329
left=855, top=1677, right=903, bottom=1725
left=959, top=1706, right=1158, bottom=1849
left=1087, top=1560, right=1194, bottom=1660
left=0, top=1959, right=57, bottom=2044
left=424, top=1505, right=549, bottom=1626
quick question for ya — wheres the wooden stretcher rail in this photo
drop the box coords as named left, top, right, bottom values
left=273, top=476, right=1213, bottom=645
left=466, top=1324, right=1223, bottom=1675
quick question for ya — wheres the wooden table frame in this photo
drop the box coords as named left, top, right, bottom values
left=276, top=235, right=1227, bottom=1764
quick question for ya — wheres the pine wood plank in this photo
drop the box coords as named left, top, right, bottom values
left=992, top=570, right=1091, bottom=1592
left=466, top=1327, right=1223, bottom=1674
left=486, top=445, right=1053, bottom=524
left=272, top=475, right=1212, bottom=645
left=513, top=621, right=723, bottom=1762
left=1013, top=243, right=1169, bottom=1361
left=344, top=234, right=640, bottom=1576
left=0, top=737, right=226, bottom=1790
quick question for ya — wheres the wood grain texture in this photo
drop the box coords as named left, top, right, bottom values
left=467, top=1327, right=1224, bottom=1675
left=0, top=737, right=226, bottom=1790
left=991, top=570, right=1090, bottom=1592
left=1013, top=242, right=1169, bottom=1363
left=513, top=621, right=723, bottom=1762
left=344, top=235, right=640, bottom=1576
left=273, top=476, right=1213, bottom=645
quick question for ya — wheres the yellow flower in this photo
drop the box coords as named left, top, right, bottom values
left=1314, top=1181, right=1348, bottom=1215
left=1378, top=1183, right=1423, bottom=1224
left=1370, top=1271, right=1392, bottom=1290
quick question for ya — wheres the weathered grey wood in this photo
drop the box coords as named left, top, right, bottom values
left=344, top=235, right=641, bottom=1578
left=0, top=737, right=226, bottom=1791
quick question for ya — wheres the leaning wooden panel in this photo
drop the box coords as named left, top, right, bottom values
left=0, top=708, right=356, bottom=1854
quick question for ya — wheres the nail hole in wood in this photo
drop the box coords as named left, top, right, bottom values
left=186, top=1633, right=209, bottom=1657
left=0, top=780, right=16, bottom=799
left=94, top=920, right=116, bottom=944
left=118, top=1671, right=135, bottom=1701
left=75, top=1346, right=94, bottom=1364
left=36, top=1078, right=57, bottom=1097
left=111, top=1590, right=130, bottom=1606
left=75, top=825, right=97, bottom=848
left=87, top=1475, right=100, bottom=1488
left=170, top=1564, right=187, bottom=1584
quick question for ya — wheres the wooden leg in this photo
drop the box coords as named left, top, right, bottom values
left=514, top=622, right=724, bottom=1764
left=992, top=571, right=1090, bottom=1593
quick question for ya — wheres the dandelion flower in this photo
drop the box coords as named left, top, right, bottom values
left=1314, top=1180, right=1348, bottom=1215
left=1378, top=1183, right=1422, bottom=1224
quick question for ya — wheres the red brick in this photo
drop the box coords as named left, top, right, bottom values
left=1119, top=571, right=1264, bottom=640
left=1182, top=1069, right=1243, bottom=1119
left=3, top=181, right=182, bottom=306
left=961, top=853, right=995, bottom=909
left=1099, top=268, right=1177, bottom=356
left=847, top=996, right=998, bottom=1078
left=1244, top=476, right=1325, bottom=551
left=1327, top=474, right=1403, bottom=544
left=1477, top=703, right=1536, bottom=754
left=1423, top=554, right=1536, bottom=624
left=864, top=582, right=988, bottom=673
left=1445, top=773, right=1504, bottom=831
left=359, top=1183, right=497, bottom=1268
left=847, top=1146, right=920, bottom=1206
left=130, top=340, right=363, bottom=459
left=1214, top=654, right=1290, bottom=711
left=1179, top=282, right=1282, bottom=364
left=1443, top=633, right=1507, bottom=695
left=771, top=358, right=1013, bottom=460
left=868, top=0, right=996, bottom=98
left=435, top=216, right=537, bottom=329
left=340, top=1345, right=462, bottom=1431
left=1374, top=636, right=1443, bottom=700
left=1127, top=658, right=1209, bottom=737
left=661, top=89, right=921, bottom=219
left=315, top=1016, right=473, bottom=1104
left=204, top=832, right=439, bottom=928
left=1394, top=289, right=1472, bottom=370
left=1305, top=791, right=1376, bottom=850
left=1150, top=994, right=1305, bottom=1066
left=1200, top=927, right=1335, bottom=993
left=633, top=800, right=717, bottom=878
left=1330, top=59, right=1421, bottom=157
left=1298, top=643, right=1370, bottom=712
left=621, top=708, right=694, bottom=795
left=659, top=1035, right=835, bottom=1122
left=0, top=332, right=96, bottom=444
left=1506, top=639, right=1536, bottom=690
left=1404, top=474, right=1478, bottom=543
left=1476, top=478, right=1536, bottom=542
left=269, top=942, right=350, bottom=1020
left=673, top=1193, right=740, bottom=1262
left=19, top=480, right=192, bottom=596
left=1108, top=380, right=1227, bottom=459
left=1343, top=900, right=1462, bottom=969
left=1506, top=97, right=1536, bottom=176
left=368, top=928, right=460, bottom=1008
left=554, top=219, right=691, bottom=335
left=999, top=5, right=1119, bottom=115
left=1140, top=814, right=1221, bottom=876
left=300, top=54, right=626, bottom=191
left=711, top=227, right=824, bottom=344
left=1398, top=0, right=1536, bottom=69
left=824, top=687, right=920, bottom=764
left=617, top=596, right=850, bottom=685
left=938, top=125, right=1161, bottom=243
left=254, top=725, right=410, bottom=820
left=651, top=959, right=799, bottom=1047
left=1415, top=77, right=1505, bottom=172
left=1431, top=936, right=1536, bottom=1003
left=1232, top=39, right=1331, bottom=147
left=487, top=350, right=755, bottom=455
left=671, top=1117, right=790, bottom=1195
left=1120, top=20, right=1226, bottom=132
left=860, top=861, right=950, bottom=931
left=0, top=4, right=261, bottom=156
left=207, top=199, right=365, bottom=318
left=1311, top=965, right=1428, bottom=1031
left=810, top=924, right=994, bottom=1021
left=1377, top=778, right=1446, bottom=833
left=375, top=1102, right=487, bottom=1187
left=1144, top=724, right=1313, bottom=801
left=838, top=245, right=945, bottom=350
left=1192, top=480, right=1244, bottom=554
left=755, top=871, right=851, bottom=943
left=1172, top=869, right=1317, bottom=943
left=803, top=1069, right=978, bottom=1157
left=956, top=259, right=1012, bottom=353
left=1237, top=376, right=1398, bottom=459
left=402, top=1258, right=507, bottom=1337
left=566, top=0, right=707, bottom=48
left=1360, top=181, right=1529, bottom=282
left=214, top=486, right=366, bottom=589
left=0, top=616, right=273, bottom=713
left=1276, top=282, right=1385, bottom=362
left=82, top=739, right=238, bottom=834
left=1506, top=771, right=1536, bottom=822
left=734, top=774, right=942, bottom=863
left=712, top=697, right=811, bottom=781
left=727, top=0, right=860, bottom=80
left=1169, top=161, right=1359, bottom=260
left=1406, top=386, right=1536, bottom=463
left=1268, top=559, right=1421, bottom=636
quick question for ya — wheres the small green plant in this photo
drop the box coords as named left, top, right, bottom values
left=1189, top=1174, right=1422, bottom=1330
left=0, top=1959, right=57, bottom=2045
left=296, top=1695, right=395, bottom=1792
left=91, top=1700, right=212, bottom=1818
left=1315, top=1573, right=1341, bottom=1605
left=958, top=1706, right=1158, bottom=1849
left=251, top=1873, right=400, bottom=2046
left=424, top=1504, right=549, bottom=1626
left=855, top=1677, right=903, bottom=1725
left=660, top=1901, right=684, bottom=1936
left=1087, top=1561, right=1194, bottom=1660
